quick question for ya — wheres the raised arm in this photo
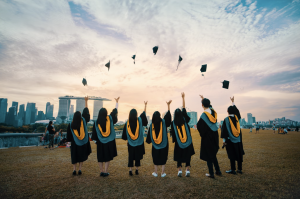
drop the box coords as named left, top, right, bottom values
left=181, top=92, right=185, bottom=108
left=84, top=96, right=88, bottom=108
left=114, top=97, right=120, bottom=109
left=165, top=100, right=172, bottom=127
left=144, top=101, right=148, bottom=113
left=230, top=96, right=241, bottom=120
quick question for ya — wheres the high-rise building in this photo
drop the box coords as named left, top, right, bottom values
left=45, top=102, right=50, bottom=118
left=25, top=102, right=36, bottom=125
left=46, top=104, right=54, bottom=119
left=93, top=100, right=103, bottom=120
left=247, top=113, right=253, bottom=124
left=18, top=104, right=25, bottom=121
left=252, top=117, right=256, bottom=124
left=282, top=117, right=286, bottom=121
left=76, top=99, right=85, bottom=113
left=6, top=106, right=16, bottom=126
left=12, top=101, right=18, bottom=115
left=37, top=111, right=45, bottom=120
left=69, top=105, right=74, bottom=120
left=57, top=99, right=70, bottom=120
left=0, top=98, right=8, bottom=124
left=187, top=111, right=197, bottom=126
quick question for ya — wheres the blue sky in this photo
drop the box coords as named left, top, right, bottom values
left=0, top=0, right=299, bottom=122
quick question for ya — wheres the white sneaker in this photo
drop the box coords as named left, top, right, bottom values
left=185, top=170, right=190, bottom=177
left=152, top=172, right=158, bottom=177
left=161, top=173, right=166, bottom=177
left=178, top=170, right=182, bottom=177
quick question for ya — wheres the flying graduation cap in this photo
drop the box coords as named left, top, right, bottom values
left=222, top=80, right=229, bottom=89
left=132, top=55, right=136, bottom=64
left=105, top=61, right=110, bottom=71
left=176, top=55, right=183, bottom=71
left=200, top=64, right=207, bottom=76
left=82, top=78, right=87, bottom=86
left=153, top=46, right=158, bottom=55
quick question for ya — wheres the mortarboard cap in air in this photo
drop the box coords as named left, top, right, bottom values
left=222, top=80, right=229, bottom=89
left=200, top=64, right=207, bottom=73
left=132, top=55, right=136, bottom=64
left=153, top=46, right=158, bottom=55
left=82, top=78, right=87, bottom=86
left=105, top=61, right=110, bottom=71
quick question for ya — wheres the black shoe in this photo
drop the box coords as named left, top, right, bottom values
left=135, top=170, right=139, bottom=175
left=237, top=170, right=243, bottom=174
left=129, top=171, right=133, bottom=176
left=226, top=170, right=237, bottom=174
left=205, top=173, right=215, bottom=178
left=215, top=171, right=222, bottom=176
left=103, top=173, right=110, bottom=177
left=72, top=170, right=76, bottom=176
left=78, top=170, right=82, bottom=175
left=100, top=172, right=104, bottom=177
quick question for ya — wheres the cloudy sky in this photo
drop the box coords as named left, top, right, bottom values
left=0, top=0, right=300, bottom=122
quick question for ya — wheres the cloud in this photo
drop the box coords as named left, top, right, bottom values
left=0, top=0, right=300, bottom=121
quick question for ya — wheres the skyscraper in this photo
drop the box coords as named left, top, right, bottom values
left=76, top=99, right=85, bottom=113
left=37, top=111, right=45, bottom=120
left=93, top=100, right=103, bottom=120
left=0, top=98, right=8, bottom=123
left=247, top=113, right=253, bottom=124
left=25, top=103, right=36, bottom=125
left=18, top=104, right=25, bottom=122
left=69, top=105, right=74, bottom=120
left=57, top=99, right=70, bottom=119
left=187, top=111, right=197, bottom=126
left=46, top=104, right=54, bottom=119
left=6, top=106, right=16, bottom=126
left=12, top=101, right=18, bottom=115
left=252, top=117, right=256, bottom=124
left=45, top=102, right=50, bottom=119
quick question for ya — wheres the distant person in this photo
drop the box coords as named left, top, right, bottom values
left=284, top=128, right=288, bottom=134
left=273, top=124, right=276, bottom=134
left=171, top=93, right=195, bottom=177
left=197, top=95, right=220, bottom=178
left=221, top=96, right=245, bottom=175
left=249, top=127, right=252, bottom=133
left=56, top=129, right=63, bottom=146
left=296, top=126, right=299, bottom=132
left=256, top=122, right=260, bottom=134
left=47, top=121, right=56, bottom=150
left=122, top=101, right=148, bottom=176
left=278, top=127, right=281, bottom=134
left=146, top=101, right=172, bottom=177
left=66, top=96, right=92, bottom=176
left=91, top=97, right=119, bottom=177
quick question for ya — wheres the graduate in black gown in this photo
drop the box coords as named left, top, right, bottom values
left=122, top=101, right=148, bottom=176
left=221, top=96, right=245, bottom=174
left=146, top=100, right=172, bottom=177
left=170, top=93, right=195, bottom=177
left=197, top=95, right=221, bottom=178
left=66, top=96, right=92, bottom=175
left=91, top=97, right=119, bottom=177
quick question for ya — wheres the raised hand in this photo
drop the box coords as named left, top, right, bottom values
left=166, top=100, right=172, bottom=105
left=114, top=97, right=120, bottom=103
left=181, top=92, right=185, bottom=98
left=199, top=95, right=204, bottom=100
left=144, top=101, right=148, bottom=106
left=230, top=96, right=234, bottom=102
left=84, top=96, right=89, bottom=101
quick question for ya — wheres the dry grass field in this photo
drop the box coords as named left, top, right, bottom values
left=0, top=129, right=300, bottom=199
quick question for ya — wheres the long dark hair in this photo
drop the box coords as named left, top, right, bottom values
left=174, top=108, right=184, bottom=126
left=152, top=111, right=162, bottom=125
left=82, top=107, right=90, bottom=122
left=129, top=109, right=138, bottom=123
left=97, top=108, right=108, bottom=131
left=71, top=111, right=82, bottom=131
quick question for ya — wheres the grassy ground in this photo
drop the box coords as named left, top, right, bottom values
left=0, top=129, right=300, bottom=199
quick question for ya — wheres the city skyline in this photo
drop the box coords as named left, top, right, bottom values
left=0, top=1, right=300, bottom=122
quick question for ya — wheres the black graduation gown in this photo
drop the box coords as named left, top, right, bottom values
left=197, top=109, right=219, bottom=162
left=146, top=111, right=171, bottom=165
left=66, top=112, right=92, bottom=164
left=170, top=108, right=195, bottom=163
left=91, top=108, right=118, bottom=162
left=122, top=112, right=148, bottom=162
left=221, top=105, right=245, bottom=162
